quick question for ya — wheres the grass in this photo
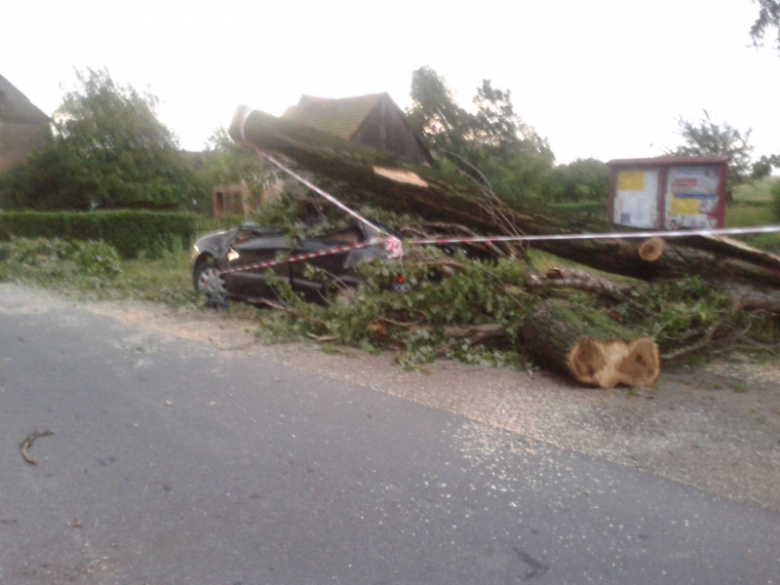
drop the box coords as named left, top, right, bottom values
left=121, top=248, right=193, bottom=300
left=725, top=181, right=780, bottom=251
left=733, top=177, right=779, bottom=203
left=725, top=202, right=777, bottom=228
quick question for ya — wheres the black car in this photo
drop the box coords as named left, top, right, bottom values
left=191, top=222, right=397, bottom=305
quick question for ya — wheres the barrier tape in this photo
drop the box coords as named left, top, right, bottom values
left=407, top=224, right=780, bottom=246
left=208, top=222, right=780, bottom=288
left=216, top=240, right=378, bottom=276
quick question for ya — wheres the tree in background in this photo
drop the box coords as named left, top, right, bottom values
left=751, top=0, right=780, bottom=51
left=544, top=158, right=609, bottom=205
left=405, top=67, right=554, bottom=204
left=192, top=126, right=276, bottom=213
left=1, top=68, right=200, bottom=210
left=671, top=110, right=778, bottom=203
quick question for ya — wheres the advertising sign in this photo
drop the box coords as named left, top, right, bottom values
left=664, top=166, right=721, bottom=229
left=612, top=169, right=659, bottom=228
left=607, top=156, right=727, bottom=230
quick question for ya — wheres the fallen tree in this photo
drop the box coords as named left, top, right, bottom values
left=227, top=107, right=780, bottom=387
left=229, top=107, right=780, bottom=291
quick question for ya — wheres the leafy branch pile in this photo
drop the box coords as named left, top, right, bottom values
left=259, top=246, right=532, bottom=369
left=242, top=197, right=780, bottom=372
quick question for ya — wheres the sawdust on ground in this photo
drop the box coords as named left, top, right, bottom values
left=7, top=283, right=780, bottom=512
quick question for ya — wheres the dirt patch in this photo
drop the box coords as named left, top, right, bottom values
left=4, top=283, right=780, bottom=511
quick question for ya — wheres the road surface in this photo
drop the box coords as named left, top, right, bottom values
left=0, top=286, right=778, bottom=584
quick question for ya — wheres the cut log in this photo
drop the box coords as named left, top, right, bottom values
left=229, top=107, right=780, bottom=292
left=521, top=299, right=660, bottom=389
left=638, top=237, right=664, bottom=262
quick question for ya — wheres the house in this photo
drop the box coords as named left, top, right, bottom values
left=0, top=74, right=50, bottom=175
left=281, top=93, right=433, bottom=165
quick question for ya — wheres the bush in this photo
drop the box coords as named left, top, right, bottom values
left=0, top=210, right=195, bottom=259
left=0, top=237, right=122, bottom=286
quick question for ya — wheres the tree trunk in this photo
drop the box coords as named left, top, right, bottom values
left=229, top=108, right=780, bottom=292
left=522, top=299, right=660, bottom=389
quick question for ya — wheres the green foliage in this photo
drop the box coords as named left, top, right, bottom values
left=544, top=158, right=609, bottom=204
left=0, top=68, right=201, bottom=211
left=196, top=127, right=277, bottom=193
left=249, top=192, right=325, bottom=243
left=405, top=67, right=554, bottom=203
left=671, top=111, right=779, bottom=203
left=119, top=246, right=203, bottom=307
left=404, top=68, right=611, bottom=210
left=0, top=237, right=122, bottom=288
left=722, top=181, right=779, bottom=252
left=734, top=176, right=779, bottom=203
left=258, top=250, right=534, bottom=368
left=0, top=210, right=194, bottom=259
left=548, top=200, right=607, bottom=216
left=618, top=276, right=735, bottom=358
left=773, top=179, right=780, bottom=221
left=750, top=0, right=780, bottom=51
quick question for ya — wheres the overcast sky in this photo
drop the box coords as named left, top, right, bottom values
left=3, top=0, right=778, bottom=165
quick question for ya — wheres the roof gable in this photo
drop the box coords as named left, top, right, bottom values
left=281, top=93, right=385, bottom=141
left=0, top=75, right=49, bottom=124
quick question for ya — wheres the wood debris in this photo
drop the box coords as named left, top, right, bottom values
left=20, top=429, right=53, bottom=465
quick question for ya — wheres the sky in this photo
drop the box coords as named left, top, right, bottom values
left=3, top=0, right=779, bottom=166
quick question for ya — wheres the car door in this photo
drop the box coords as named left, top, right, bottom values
left=289, top=225, right=367, bottom=301
left=224, top=228, right=291, bottom=299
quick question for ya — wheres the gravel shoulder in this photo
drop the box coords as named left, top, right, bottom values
left=4, top=282, right=780, bottom=512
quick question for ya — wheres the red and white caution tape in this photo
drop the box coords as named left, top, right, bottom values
left=407, top=224, right=780, bottom=246
left=213, top=223, right=780, bottom=283
left=217, top=241, right=378, bottom=276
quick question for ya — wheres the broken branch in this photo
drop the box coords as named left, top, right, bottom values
left=20, top=429, right=53, bottom=465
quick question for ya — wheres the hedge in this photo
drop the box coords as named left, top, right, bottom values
left=548, top=201, right=607, bottom=214
left=0, top=211, right=196, bottom=259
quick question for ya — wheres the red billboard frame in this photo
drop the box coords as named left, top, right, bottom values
left=607, top=155, right=729, bottom=229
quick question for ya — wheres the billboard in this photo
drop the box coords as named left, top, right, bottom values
left=608, top=156, right=728, bottom=230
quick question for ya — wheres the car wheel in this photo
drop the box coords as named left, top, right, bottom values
left=194, top=256, right=227, bottom=306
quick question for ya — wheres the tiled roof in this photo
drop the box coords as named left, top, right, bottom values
left=281, top=93, right=386, bottom=140
left=0, top=74, right=48, bottom=124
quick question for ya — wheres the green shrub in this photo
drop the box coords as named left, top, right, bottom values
left=0, top=210, right=195, bottom=259
left=0, top=237, right=122, bottom=286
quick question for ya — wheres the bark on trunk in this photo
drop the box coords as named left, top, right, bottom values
left=229, top=108, right=780, bottom=291
left=522, top=300, right=660, bottom=389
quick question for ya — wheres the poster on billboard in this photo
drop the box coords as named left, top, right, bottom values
left=664, top=166, right=721, bottom=229
left=612, top=169, right=659, bottom=228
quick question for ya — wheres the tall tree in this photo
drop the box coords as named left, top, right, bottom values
left=1, top=68, right=199, bottom=210
left=750, top=0, right=780, bottom=51
left=405, top=67, right=554, bottom=203
left=671, top=111, right=777, bottom=202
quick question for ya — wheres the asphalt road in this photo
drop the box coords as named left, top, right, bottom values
left=0, top=291, right=778, bottom=584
